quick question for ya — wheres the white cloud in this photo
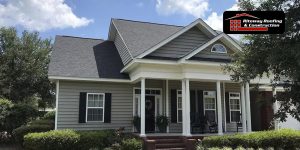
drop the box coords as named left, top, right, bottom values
left=0, top=0, right=93, bottom=31
left=156, top=0, right=209, bottom=18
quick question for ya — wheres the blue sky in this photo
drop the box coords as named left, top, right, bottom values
left=0, top=0, right=238, bottom=41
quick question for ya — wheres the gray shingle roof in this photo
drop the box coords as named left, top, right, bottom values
left=48, top=36, right=129, bottom=79
left=112, top=19, right=183, bottom=57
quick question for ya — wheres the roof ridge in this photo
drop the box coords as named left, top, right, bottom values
left=112, top=18, right=184, bottom=27
left=57, top=35, right=104, bottom=41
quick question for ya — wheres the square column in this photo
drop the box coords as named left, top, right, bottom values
left=181, top=79, right=186, bottom=135
left=165, top=80, right=170, bottom=133
left=216, top=81, right=223, bottom=135
left=185, top=79, right=191, bottom=136
left=140, top=78, right=146, bottom=137
left=240, top=84, right=247, bottom=133
left=272, top=88, right=279, bottom=130
left=245, top=82, right=252, bottom=132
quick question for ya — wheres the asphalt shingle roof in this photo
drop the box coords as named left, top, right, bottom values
left=48, top=36, right=129, bottom=79
left=112, top=19, right=183, bottom=57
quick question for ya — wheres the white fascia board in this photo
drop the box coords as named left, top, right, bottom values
left=48, top=76, right=131, bottom=83
left=137, top=19, right=218, bottom=59
left=180, top=33, right=225, bottom=61
left=182, top=60, right=226, bottom=66
left=223, top=34, right=242, bottom=51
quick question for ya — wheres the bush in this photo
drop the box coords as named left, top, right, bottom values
left=41, top=111, right=55, bottom=120
left=24, top=129, right=80, bottom=150
left=202, top=129, right=300, bottom=149
left=77, top=130, right=116, bottom=150
left=4, top=103, right=39, bottom=133
left=29, top=119, right=54, bottom=129
left=13, top=125, right=53, bottom=145
left=120, top=138, right=142, bottom=150
left=0, top=98, right=13, bottom=132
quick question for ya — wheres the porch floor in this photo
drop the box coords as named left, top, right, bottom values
left=135, top=132, right=239, bottom=137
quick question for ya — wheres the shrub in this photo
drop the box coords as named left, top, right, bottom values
left=4, top=103, right=39, bottom=133
left=120, top=138, right=142, bottom=150
left=29, top=119, right=54, bottom=129
left=202, top=129, right=300, bottom=149
left=24, top=129, right=80, bottom=150
left=0, top=98, right=13, bottom=132
left=41, top=111, right=55, bottom=120
left=77, top=130, right=116, bottom=150
left=0, top=131, right=13, bottom=145
left=13, top=125, right=53, bottom=145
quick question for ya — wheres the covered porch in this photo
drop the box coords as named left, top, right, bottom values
left=134, top=79, right=252, bottom=137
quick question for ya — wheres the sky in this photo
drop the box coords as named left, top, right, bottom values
left=0, top=0, right=239, bottom=41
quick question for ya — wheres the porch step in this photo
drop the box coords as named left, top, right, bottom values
left=144, top=136, right=187, bottom=150
left=155, top=143, right=186, bottom=149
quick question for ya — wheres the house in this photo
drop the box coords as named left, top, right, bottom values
left=48, top=18, right=284, bottom=137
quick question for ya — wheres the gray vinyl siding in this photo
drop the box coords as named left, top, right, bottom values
left=114, top=31, right=132, bottom=65
left=57, top=81, right=133, bottom=131
left=192, top=41, right=234, bottom=60
left=148, top=27, right=210, bottom=58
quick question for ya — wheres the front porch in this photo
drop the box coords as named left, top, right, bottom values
left=133, top=79, right=252, bottom=136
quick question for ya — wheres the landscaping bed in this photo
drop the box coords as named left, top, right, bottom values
left=198, top=129, right=300, bottom=150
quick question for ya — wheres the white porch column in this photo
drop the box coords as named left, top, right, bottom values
left=185, top=79, right=191, bottom=136
left=245, top=82, right=252, bottom=132
left=181, top=79, right=186, bottom=135
left=140, top=78, right=146, bottom=137
left=240, top=84, right=247, bottom=133
left=216, top=81, right=223, bottom=135
left=272, top=88, right=279, bottom=130
left=55, top=80, right=59, bottom=130
left=165, top=80, right=170, bottom=133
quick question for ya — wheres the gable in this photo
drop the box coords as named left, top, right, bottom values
left=189, top=40, right=235, bottom=62
left=147, top=27, right=210, bottom=59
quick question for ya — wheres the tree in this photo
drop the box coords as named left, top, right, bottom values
left=224, top=0, right=300, bottom=122
left=0, top=28, right=54, bottom=106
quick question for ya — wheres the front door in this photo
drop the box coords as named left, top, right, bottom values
left=145, top=95, right=155, bottom=133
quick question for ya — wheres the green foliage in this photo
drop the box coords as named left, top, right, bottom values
left=0, top=27, right=54, bottom=105
left=4, top=103, right=39, bottom=133
left=0, top=98, right=13, bottom=132
left=24, top=129, right=80, bottom=150
left=12, top=125, right=53, bottom=145
left=77, top=130, right=116, bottom=150
left=41, top=111, right=55, bottom=120
left=120, top=138, right=142, bottom=150
left=28, top=119, right=54, bottom=128
left=202, top=129, right=300, bottom=149
left=155, top=115, right=169, bottom=133
left=224, top=0, right=300, bottom=122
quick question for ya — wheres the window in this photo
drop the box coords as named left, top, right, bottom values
left=211, top=44, right=227, bottom=53
left=203, top=91, right=216, bottom=122
left=134, top=96, right=140, bottom=116
left=177, top=90, right=182, bottom=123
left=229, top=92, right=241, bottom=122
left=86, top=93, right=105, bottom=122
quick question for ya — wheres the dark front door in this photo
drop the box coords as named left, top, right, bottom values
left=145, top=95, right=155, bottom=133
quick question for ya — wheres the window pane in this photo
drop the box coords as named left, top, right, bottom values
left=205, top=110, right=215, bottom=122
left=135, top=98, right=138, bottom=116
left=178, top=97, right=182, bottom=109
left=135, top=89, right=141, bottom=94
left=87, top=108, right=103, bottom=121
left=231, top=111, right=240, bottom=122
left=88, top=94, right=94, bottom=107
left=178, top=110, right=182, bottom=122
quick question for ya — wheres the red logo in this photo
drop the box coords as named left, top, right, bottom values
left=226, top=13, right=268, bottom=32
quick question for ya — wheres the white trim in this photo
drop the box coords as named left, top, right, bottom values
left=55, top=80, right=59, bottom=130
left=240, top=84, right=247, bottom=133
left=223, top=82, right=226, bottom=132
left=180, top=33, right=225, bottom=61
left=223, top=34, right=242, bottom=51
left=140, top=78, right=146, bottom=136
left=48, top=76, right=131, bottom=83
left=228, top=92, right=241, bottom=123
left=245, top=82, right=252, bottom=132
left=216, top=81, right=223, bottom=135
left=176, top=90, right=183, bottom=123
left=211, top=43, right=227, bottom=54
left=86, top=93, right=105, bottom=122
left=137, top=19, right=218, bottom=59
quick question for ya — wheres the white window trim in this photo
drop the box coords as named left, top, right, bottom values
left=229, top=92, right=241, bottom=123
left=211, top=43, right=227, bottom=54
left=203, top=91, right=217, bottom=121
left=177, top=90, right=182, bottom=123
left=86, top=93, right=105, bottom=122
